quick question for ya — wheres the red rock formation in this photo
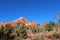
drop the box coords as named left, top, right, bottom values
left=1, top=22, right=7, bottom=27
left=45, top=31, right=55, bottom=35
left=16, top=17, right=37, bottom=27
left=45, top=29, right=56, bottom=36
left=25, top=21, right=37, bottom=27
left=44, top=38, right=56, bottom=40
left=18, top=17, right=28, bottom=24
left=9, top=22, right=16, bottom=27
left=0, top=17, right=37, bottom=27
left=43, top=21, right=47, bottom=27
left=31, top=21, right=37, bottom=26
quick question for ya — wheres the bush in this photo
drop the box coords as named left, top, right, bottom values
left=32, top=34, right=44, bottom=40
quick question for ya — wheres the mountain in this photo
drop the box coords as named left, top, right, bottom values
left=0, top=17, right=37, bottom=27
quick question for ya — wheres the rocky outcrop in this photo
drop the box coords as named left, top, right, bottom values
left=0, top=17, right=37, bottom=27
left=43, top=21, right=47, bottom=27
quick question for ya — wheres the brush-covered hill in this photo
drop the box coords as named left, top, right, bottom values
left=0, top=17, right=60, bottom=40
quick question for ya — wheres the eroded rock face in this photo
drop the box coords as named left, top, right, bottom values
left=44, top=38, right=56, bottom=40
left=45, top=31, right=55, bottom=36
left=0, top=17, right=37, bottom=27
left=31, top=21, right=37, bottom=27
left=25, top=22, right=37, bottom=27
left=17, top=17, right=28, bottom=24
left=43, top=21, right=47, bottom=27
left=17, top=17, right=37, bottom=27
left=45, top=29, right=57, bottom=36
left=0, top=22, right=7, bottom=27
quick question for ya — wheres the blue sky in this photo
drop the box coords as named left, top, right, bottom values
left=0, top=0, right=60, bottom=24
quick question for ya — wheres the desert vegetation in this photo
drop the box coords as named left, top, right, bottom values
left=0, top=13, right=60, bottom=40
